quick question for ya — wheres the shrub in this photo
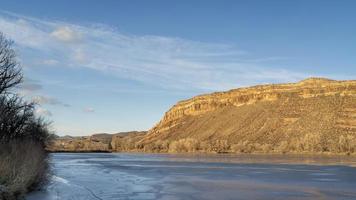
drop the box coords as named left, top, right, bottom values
left=0, top=141, right=49, bottom=199
left=153, top=140, right=169, bottom=152
left=338, top=135, right=356, bottom=153
left=276, top=141, right=289, bottom=154
left=168, top=138, right=200, bottom=153
left=200, top=141, right=213, bottom=152
left=211, top=140, right=230, bottom=153
left=259, top=143, right=273, bottom=153
left=231, top=141, right=256, bottom=153
left=231, top=142, right=244, bottom=153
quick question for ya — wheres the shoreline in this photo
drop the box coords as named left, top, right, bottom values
left=45, top=152, right=356, bottom=169
left=47, top=150, right=356, bottom=156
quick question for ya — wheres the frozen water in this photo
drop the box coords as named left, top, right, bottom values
left=27, top=153, right=356, bottom=200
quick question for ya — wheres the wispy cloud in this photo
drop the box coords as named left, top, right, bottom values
left=17, top=78, right=70, bottom=109
left=41, top=59, right=59, bottom=65
left=35, top=107, right=52, bottom=117
left=0, top=11, right=308, bottom=92
left=18, top=78, right=43, bottom=94
left=83, top=107, right=95, bottom=113
left=32, top=95, right=70, bottom=107
left=50, top=26, right=82, bottom=43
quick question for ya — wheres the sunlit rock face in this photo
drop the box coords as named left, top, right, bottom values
left=142, top=78, right=356, bottom=152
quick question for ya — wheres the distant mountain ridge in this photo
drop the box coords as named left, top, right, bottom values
left=48, top=131, right=146, bottom=152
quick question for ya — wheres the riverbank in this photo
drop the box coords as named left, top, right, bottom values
left=48, top=136, right=356, bottom=156
left=48, top=149, right=356, bottom=156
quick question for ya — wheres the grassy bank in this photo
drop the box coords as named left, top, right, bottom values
left=0, top=141, right=49, bottom=200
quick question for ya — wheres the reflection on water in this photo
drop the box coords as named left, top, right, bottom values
left=27, top=153, right=356, bottom=200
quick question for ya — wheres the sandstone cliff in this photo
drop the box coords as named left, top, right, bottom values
left=140, top=78, right=356, bottom=154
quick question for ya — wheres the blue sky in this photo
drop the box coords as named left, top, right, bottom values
left=0, top=0, right=355, bottom=135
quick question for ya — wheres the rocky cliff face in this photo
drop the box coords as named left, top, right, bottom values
left=141, top=78, right=356, bottom=153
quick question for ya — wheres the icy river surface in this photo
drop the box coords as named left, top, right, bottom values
left=26, top=153, right=356, bottom=200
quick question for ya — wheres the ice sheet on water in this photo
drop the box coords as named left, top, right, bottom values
left=52, top=176, right=70, bottom=185
left=26, top=153, right=356, bottom=200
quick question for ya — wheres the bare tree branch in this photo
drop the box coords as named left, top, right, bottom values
left=0, top=32, right=52, bottom=144
left=0, top=32, right=23, bottom=95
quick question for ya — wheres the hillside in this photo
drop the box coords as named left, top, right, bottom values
left=48, top=131, right=146, bottom=152
left=139, top=78, right=356, bottom=154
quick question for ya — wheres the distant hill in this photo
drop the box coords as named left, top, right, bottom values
left=48, top=131, right=146, bottom=152
left=139, top=78, right=356, bottom=154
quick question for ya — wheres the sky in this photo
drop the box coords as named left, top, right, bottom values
left=0, top=0, right=355, bottom=136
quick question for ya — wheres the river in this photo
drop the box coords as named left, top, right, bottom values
left=27, top=153, right=356, bottom=200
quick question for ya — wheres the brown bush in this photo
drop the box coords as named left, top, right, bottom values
left=337, top=135, right=356, bottom=153
left=231, top=141, right=256, bottom=153
left=153, top=140, right=169, bottom=152
left=0, top=141, right=49, bottom=199
left=276, top=141, right=290, bottom=154
left=168, top=138, right=200, bottom=153
left=211, top=140, right=230, bottom=153
left=259, top=143, right=273, bottom=153
left=298, top=133, right=322, bottom=152
left=199, top=141, right=213, bottom=152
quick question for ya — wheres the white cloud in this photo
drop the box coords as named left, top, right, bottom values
left=32, top=95, right=70, bottom=107
left=50, top=26, right=82, bottom=43
left=42, top=59, right=59, bottom=65
left=35, top=107, right=52, bottom=116
left=72, top=48, right=87, bottom=63
left=18, top=78, right=43, bottom=94
left=0, top=11, right=309, bottom=92
left=83, top=107, right=95, bottom=113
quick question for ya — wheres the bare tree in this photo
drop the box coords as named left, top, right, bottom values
left=0, top=95, right=35, bottom=142
left=0, top=32, right=51, bottom=144
left=0, top=32, right=23, bottom=95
